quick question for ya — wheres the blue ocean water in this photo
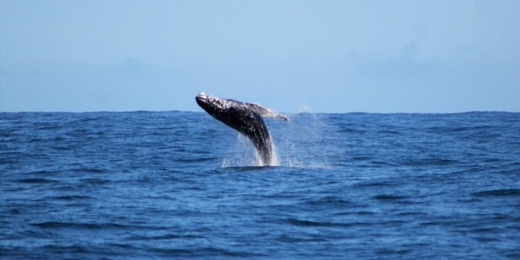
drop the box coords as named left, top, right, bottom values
left=1, top=111, right=519, bottom=259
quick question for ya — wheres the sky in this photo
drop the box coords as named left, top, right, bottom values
left=1, top=0, right=519, bottom=113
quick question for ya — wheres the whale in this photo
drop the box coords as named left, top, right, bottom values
left=195, top=92, right=288, bottom=166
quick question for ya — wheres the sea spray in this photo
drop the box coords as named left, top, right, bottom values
left=272, top=109, right=332, bottom=168
left=221, top=132, right=280, bottom=167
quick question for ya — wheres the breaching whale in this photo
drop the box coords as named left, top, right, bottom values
left=195, top=92, right=289, bottom=166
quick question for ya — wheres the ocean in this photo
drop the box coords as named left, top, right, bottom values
left=1, top=111, right=519, bottom=259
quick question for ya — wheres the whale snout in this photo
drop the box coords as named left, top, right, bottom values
left=195, top=95, right=206, bottom=107
left=195, top=92, right=207, bottom=103
left=195, top=92, right=215, bottom=111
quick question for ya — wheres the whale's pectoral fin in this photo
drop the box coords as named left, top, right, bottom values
left=246, top=103, right=289, bottom=121
left=269, top=112, right=290, bottom=121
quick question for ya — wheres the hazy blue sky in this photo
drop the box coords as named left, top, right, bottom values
left=1, top=0, right=519, bottom=113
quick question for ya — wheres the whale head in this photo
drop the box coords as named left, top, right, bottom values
left=195, top=92, right=235, bottom=119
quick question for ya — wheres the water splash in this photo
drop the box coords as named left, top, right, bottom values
left=268, top=143, right=280, bottom=166
left=273, top=106, right=332, bottom=168
left=221, top=133, right=280, bottom=167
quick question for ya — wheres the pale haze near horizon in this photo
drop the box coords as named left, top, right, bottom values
left=1, top=0, right=519, bottom=113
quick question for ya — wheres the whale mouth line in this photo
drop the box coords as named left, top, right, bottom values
left=195, top=92, right=288, bottom=166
